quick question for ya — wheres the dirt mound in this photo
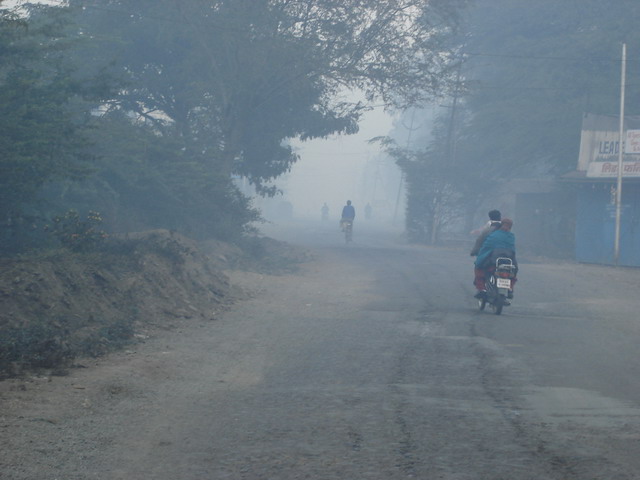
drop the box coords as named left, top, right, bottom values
left=200, top=235, right=313, bottom=274
left=0, top=230, right=232, bottom=377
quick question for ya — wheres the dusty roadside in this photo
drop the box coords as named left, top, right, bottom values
left=0, top=230, right=235, bottom=378
left=0, top=230, right=308, bottom=378
left=0, top=228, right=314, bottom=478
left=0, top=267, right=248, bottom=477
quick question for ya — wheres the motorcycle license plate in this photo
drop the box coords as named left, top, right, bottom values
left=496, top=278, right=511, bottom=289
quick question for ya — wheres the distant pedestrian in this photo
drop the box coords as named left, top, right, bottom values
left=321, top=203, right=329, bottom=221
left=365, top=203, right=372, bottom=220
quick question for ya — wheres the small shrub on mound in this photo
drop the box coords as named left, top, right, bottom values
left=0, top=316, right=134, bottom=377
left=45, top=210, right=108, bottom=252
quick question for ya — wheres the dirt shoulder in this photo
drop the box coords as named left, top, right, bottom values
left=0, top=246, right=361, bottom=480
left=0, top=230, right=308, bottom=379
left=0, top=269, right=241, bottom=480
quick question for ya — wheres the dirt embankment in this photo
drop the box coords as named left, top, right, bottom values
left=0, top=230, right=305, bottom=378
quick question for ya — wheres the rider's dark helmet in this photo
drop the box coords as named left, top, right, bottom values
left=488, top=210, right=501, bottom=221
left=347, top=200, right=352, bottom=205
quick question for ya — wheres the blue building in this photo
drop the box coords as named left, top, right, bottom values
left=564, top=114, right=640, bottom=266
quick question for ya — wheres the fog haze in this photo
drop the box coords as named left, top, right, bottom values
left=258, top=107, right=404, bottom=225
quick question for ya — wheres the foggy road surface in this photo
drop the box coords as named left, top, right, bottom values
left=4, top=221, right=640, bottom=479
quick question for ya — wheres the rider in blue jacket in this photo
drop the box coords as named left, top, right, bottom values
left=340, top=200, right=355, bottom=231
left=474, top=218, right=517, bottom=299
left=475, top=218, right=515, bottom=269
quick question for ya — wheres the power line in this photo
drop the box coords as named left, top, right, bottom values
left=469, top=84, right=635, bottom=92
left=14, top=2, right=634, bottom=66
left=463, top=51, right=623, bottom=63
left=43, top=3, right=631, bottom=65
left=25, top=3, right=640, bottom=98
left=68, top=1, right=246, bottom=33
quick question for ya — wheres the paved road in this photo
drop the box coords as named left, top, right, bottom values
left=3, top=221, right=640, bottom=479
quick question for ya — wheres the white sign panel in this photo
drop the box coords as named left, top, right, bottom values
left=586, top=161, right=640, bottom=177
left=626, top=129, right=640, bottom=153
left=577, top=114, right=640, bottom=172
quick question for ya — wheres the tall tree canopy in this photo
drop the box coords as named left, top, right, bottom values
left=1, top=0, right=466, bottom=252
left=67, top=0, right=466, bottom=192
left=0, top=4, right=116, bottom=251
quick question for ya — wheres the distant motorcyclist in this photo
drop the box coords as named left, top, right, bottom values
left=340, top=200, right=355, bottom=231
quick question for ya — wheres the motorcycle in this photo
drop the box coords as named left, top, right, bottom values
left=340, top=219, right=353, bottom=243
left=477, top=256, right=516, bottom=315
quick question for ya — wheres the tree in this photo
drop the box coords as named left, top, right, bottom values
left=457, top=0, right=640, bottom=177
left=0, top=0, right=466, bottom=252
left=67, top=0, right=466, bottom=192
left=0, top=4, right=116, bottom=253
left=396, top=0, right=640, bottom=243
left=68, top=111, right=261, bottom=240
left=379, top=104, right=469, bottom=243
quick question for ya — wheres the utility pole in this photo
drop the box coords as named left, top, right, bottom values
left=614, top=43, right=626, bottom=265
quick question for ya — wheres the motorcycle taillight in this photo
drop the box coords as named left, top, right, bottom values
left=497, top=271, right=511, bottom=278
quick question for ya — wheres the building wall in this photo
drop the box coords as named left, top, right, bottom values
left=575, top=183, right=640, bottom=266
left=514, top=191, right=576, bottom=259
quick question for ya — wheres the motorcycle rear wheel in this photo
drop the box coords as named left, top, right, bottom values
left=478, top=298, right=487, bottom=311
left=492, top=295, right=504, bottom=315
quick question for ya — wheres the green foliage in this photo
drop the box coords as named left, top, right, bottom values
left=379, top=119, right=464, bottom=244
left=0, top=321, right=73, bottom=373
left=73, top=111, right=262, bottom=241
left=0, top=5, right=119, bottom=254
left=0, top=315, right=134, bottom=377
left=46, top=210, right=108, bottom=252
left=1, top=1, right=466, bottom=253
left=66, top=0, right=465, bottom=191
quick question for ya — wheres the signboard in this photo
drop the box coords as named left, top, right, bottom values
left=577, top=128, right=621, bottom=170
left=626, top=129, right=640, bottom=154
left=586, top=161, right=640, bottom=177
left=577, top=114, right=640, bottom=172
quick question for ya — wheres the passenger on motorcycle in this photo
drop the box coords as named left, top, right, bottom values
left=471, top=210, right=502, bottom=295
left=470, top=209, right=502, bottom=256
left=474, top=218, right=517, bottom=298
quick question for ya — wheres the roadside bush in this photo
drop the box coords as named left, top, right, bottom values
left=0, top=315, right=134, bottom=378
left=45, top=209, right=108, bottom=252
left=0, top=322, right=73, bottom=374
